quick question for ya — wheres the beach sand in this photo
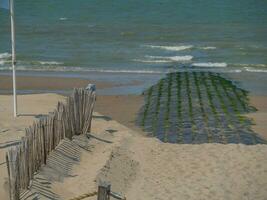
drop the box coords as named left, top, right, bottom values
left=0, top=71, right=267, bottom=200
left=247, top=95, right=267, bottom=140
left=0, top=74, right=137, bottom=92
left=53, top=111, right=267, bottom=200
left=0, top=94, right=66, bottom=199
left=95, top=95, right=144, bottom=132
left=0, top=93, right=267, bottom=200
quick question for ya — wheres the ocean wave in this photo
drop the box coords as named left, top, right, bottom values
left=192, top=62, right=227, bottom=67
left=233, top=63, right=267, bottom=68
left=0, top=59, right=62, bottom=66
left=144, top=45, right=193, bottom=51
left=59, top=17, right=68, bottom=21
left=198, top=46, right=216, bottom=50
left=39, top=61, right=63, bottom=65
left=84, top=69, right=165, bottom=74
left=0, top=65, right=165, bottom=74
left=0, top=52, right=11, bottom=59
left=0, top=65, right=250, bottom=74
left=187, top=68, right=242, bottom=73
left=225, top=69, right=242, bottom=73
left=145, top=55, right=193, bottom=62
left=133, top=59, right=171, bottom=63
left=0, top=66, right=12, bottom=70
left=244, top=67, right=267, bottom=73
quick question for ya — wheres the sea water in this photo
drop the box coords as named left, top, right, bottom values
left=0, top=0, right=267, bottom=74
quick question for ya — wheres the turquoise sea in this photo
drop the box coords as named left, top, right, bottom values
left=0, top=0, right=267, bottom=94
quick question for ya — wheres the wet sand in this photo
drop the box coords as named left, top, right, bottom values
left=95, top=96, right=267, bottom=141
left=95, top=95, right=144, bottom=132
left=0, top=74, right=134, bottom=91
left=247, top=95, right=267, bottom=140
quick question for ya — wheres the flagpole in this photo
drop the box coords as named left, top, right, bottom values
left=10, top=0, right=17, bottom=117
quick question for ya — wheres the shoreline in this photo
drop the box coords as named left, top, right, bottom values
left=0, top=74, right=139, bottom=91
left=1, top=69, right=267, bottom=95
left=1, top=72, right=267, bottom=140
left=0, top=71, right=163, bottom=95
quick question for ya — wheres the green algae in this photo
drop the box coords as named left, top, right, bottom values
left=137, top=72, right=266, bottom=145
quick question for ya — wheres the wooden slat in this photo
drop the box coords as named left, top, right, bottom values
left=6, top=87, right=96, bottom=200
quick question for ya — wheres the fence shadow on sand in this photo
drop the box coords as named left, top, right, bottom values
left=6, top=87, right=96, bottom=200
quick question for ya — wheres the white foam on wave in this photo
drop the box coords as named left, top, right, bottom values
left=0, top=52, right=11, bottom=59
left=192, top=62, right=227, bottom=67
left=133, top=59, right=171, bottom=63
left=233, top=63, right=267, bottom=68
left=0, top=65, right=164, bottom=74
left=145, top=55, right=193, bottom=62
left=85, top=69, right=164, bottom=74
left=145, top=45, right=193, bottom=51
left=39, top=61, right=63, bottom=65
left=244, top=67, right=267, bottom=73
left=226, top=69, right=242, bottom=73
left=166, top=55, right=193, bottom=61
left=182, top=68, right=242, bottom=73
left=59, top=17, right=68, bottom=21
left=0, top=53, right=10, bottom=65
left=199, top=46, right=216, bottom=50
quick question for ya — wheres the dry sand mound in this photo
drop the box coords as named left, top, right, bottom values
left=75, top=112, right=267, bottom=200
left=90, top=129, right=267, bottom=200
left=97, top=144, right=139, bottom=195
left=126, top=138, right=267, bottom=200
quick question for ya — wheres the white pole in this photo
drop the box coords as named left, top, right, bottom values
left=10, top=0, right=17, bottom=117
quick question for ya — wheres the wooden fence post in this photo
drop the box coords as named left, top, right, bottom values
left=97, top=182, right=111, bottom=200
left=6, top=87, right=96, bottom=199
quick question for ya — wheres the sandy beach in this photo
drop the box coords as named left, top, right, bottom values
left=0, top=84, right=267, bottom=199
left=1, top=0, right=267, bottom=198
left=95, top=95, right=144, bottom=132
left=247, top=96, right=267, bottom=140
left=0, top=93, right=66, bottom=199
left=0, top=74, right=144, bottom=93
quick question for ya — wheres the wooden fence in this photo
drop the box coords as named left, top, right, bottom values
left=6, top=87, right=96, bottom=200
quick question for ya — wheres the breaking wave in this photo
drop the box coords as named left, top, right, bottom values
left=144, top=45, right=193, bottom=51
left=59, top=17, right=68, bottom=21
left=0, top=65, right=165, bottom=74
left=244, top=67, right=267, bottom=73
left=0, top=52, right=11, bottom=59
left=232, top=63, right=267, bottom=68
left=192, top=62, right=227, bottom=67
left=133, top=59, right=171, bottom=63
left=0, top=53, right=11, bottom=65
left=198, top=46, right=216, bottom=50
left=39, top=61, right=63, bottom=65
left=145, top=55, right=193, bottom=62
